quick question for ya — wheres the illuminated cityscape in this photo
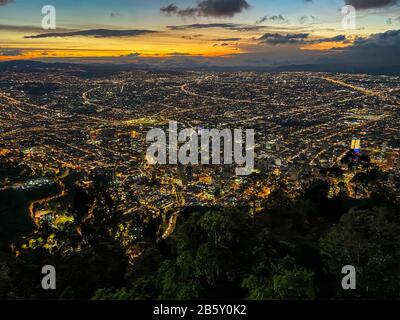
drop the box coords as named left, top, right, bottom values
left=0, top=0, right=400, bottom=302
left=1, top=65, right=399, bottom=217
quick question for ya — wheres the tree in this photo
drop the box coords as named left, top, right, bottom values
left=243, top=256, right=315, bottom=300
left=320, top=205, right=400, bottom=299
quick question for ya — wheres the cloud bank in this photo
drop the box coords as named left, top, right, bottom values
left=161, top=0, right=250, bottom=18
left=256, top=15, right=288, bottom=24
left=258, top=33, right=346, bottom=45
left=167, top=23, right=263, bottom=31
left=0, top=0, right=14, bottom=6
left=344, top=0, right=399, bottom=9
left=326, top=29, right=400, bottom=67
left=24, top=29, right=156, bottom=39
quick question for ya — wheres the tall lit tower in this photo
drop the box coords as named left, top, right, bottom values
left=351, top=138, right=361, bottom=154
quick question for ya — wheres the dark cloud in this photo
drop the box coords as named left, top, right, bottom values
left=212, top=37, right=241, bottom=41
left=110, top=12, right=122, bottom=17
left=120, top=52, right=141, bottom=57
left=235, top=25, right=265, bottom=31
left=259, top=33, right=309, bottom=45
left=0, top=0, right=14, bottom=6
left=168, top=23, right=263, bottom=31
left=256, top=16, right=268, bottom=24
left=325, top=35, right=347, bottom=42
left=299, top=15, right=317, bottom=24
left=24, top=29, right=156, bottom=39
left=175, top=7, right=198, bottom=16
left=256, top=15, right=288, bottom=24
left=213, top=43, right=231, bottom=46
left=344, top=0, right=398, bottom=9
left=168, top=23, right=236, bottom=30
left=321, top=29, right=400, bottom=70
left=181, top=34, right=203, bottom=40
left=0, top=48, right=22, bottom=56
left=161, top=0, right=250, bottom=18
left=160, top=4, right=179, bottom=15
left=259, top=32, right=346, bottom=45
left=350, top=29, right=400, bottom=46
left=197, top=0, right=250, bottom=17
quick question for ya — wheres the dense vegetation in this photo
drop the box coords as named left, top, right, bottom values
left=0, top=160, right=399, bottom=300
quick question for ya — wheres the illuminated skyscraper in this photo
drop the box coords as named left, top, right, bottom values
left=351, top=139, right=361, bottom=154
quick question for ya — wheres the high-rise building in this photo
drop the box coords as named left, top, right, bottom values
left=351, top=138, right=361, bottom=154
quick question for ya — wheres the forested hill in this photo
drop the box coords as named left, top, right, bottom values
left=1, top=159, right=399, bottom=299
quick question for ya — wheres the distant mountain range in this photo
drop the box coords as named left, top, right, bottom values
left=1, top=59, right=400, bottom=75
